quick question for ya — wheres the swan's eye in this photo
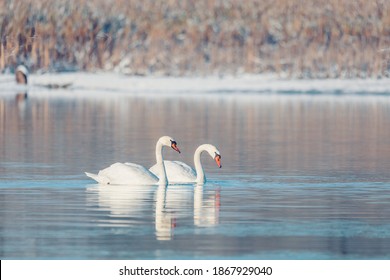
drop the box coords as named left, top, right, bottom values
left=215, top=152, right=221, bottom=159
left=171, top=140, right=177, bottom=146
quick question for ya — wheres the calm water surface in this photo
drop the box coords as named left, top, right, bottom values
left=1, top=90, right=390, bottom=259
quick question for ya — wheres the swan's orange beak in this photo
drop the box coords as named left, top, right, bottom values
left=215, top=154, right=222, bottom=168
left=171, top=142, right=181, bottom=153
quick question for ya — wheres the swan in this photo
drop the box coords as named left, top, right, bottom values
left=85, top=136, right=180, bottom=185
left=149, top=144, right=221, bottom=184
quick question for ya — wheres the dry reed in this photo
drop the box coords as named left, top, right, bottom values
left=1, top=0, right=389, bottom=78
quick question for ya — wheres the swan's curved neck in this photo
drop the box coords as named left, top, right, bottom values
left=194, top=146, right=206, bottom=184
left=156, top=141, right=167, bottom=185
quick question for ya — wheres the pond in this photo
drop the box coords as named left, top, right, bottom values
left=1, top=88, right=390, bottom=259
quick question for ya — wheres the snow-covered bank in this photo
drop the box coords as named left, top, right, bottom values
left=1, top=72, right=390, bottom=97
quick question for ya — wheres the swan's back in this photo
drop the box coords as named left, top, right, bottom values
left=150, top=160, right=196, bottom=183
left=98, top=162, right=158, bottom=185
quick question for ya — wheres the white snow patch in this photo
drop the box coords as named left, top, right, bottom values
left=1, top=72, right=390, bottom=98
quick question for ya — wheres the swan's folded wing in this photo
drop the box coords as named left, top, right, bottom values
left=162, top=160, right=197, bottom=183
left=149, top=163, right=159, bottom=177
left=98, top=162, right=158, bottom=185
left=85, top=172, right=110, bottom=184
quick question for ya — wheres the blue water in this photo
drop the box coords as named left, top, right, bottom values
left=1, top=92, right=390, bottom=259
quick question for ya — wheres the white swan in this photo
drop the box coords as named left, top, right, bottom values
left=85, top=136, right=180, bottom=185
left=149, top=144, right=221, bottom=184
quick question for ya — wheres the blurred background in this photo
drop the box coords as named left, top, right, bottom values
left=1, top=0, right=389, bottom=78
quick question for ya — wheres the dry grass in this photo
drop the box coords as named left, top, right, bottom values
left=1, top=0, right=390, bottom=78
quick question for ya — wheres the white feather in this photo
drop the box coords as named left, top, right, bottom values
left=85, top=136, right=179, bottom=185
left=150, top=144, right=221, bottom=184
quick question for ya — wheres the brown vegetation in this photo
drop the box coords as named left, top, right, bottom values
left=1, top=0, right=390, bottom=78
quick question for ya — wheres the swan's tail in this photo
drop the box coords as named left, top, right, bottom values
left=85, top=172, right=109, bottom=184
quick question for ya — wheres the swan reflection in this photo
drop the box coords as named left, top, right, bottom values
left=155, top=184, right=221, bottom=240
left=154, top=185, right=176, bottom=241
left=194, top=185, right=220, bottom=227
left=86, top=185, right=154, bottom=224
left=86, top=183, right=221, bottom=240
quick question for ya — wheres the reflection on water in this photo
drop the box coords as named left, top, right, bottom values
left=1, top=93, right=390, bottom=178
left=194, top=185, right=220, bottom=228
left=1, top=90, right=390, bottom=259
left=86, top=184, right=220, bottom=241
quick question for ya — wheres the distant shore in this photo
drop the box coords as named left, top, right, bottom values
left=1, top=0, right=390, bottom=78
left=1, top=72, right=390, bottom=98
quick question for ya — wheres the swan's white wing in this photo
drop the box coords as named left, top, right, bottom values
left=98, top=162, right=158, bottom=185
left=150, top=160, right=196, bottom=183
left=148, top=163, right=159, bottom=176
left=85, top=172, right=110, bottom=184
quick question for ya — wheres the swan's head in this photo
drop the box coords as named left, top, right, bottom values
left=159, top=136, right=181, bottom=153
left=202, top=144, right=222, bottom=168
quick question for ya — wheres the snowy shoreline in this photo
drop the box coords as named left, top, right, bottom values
left=1, top=72, right=390, bottom=97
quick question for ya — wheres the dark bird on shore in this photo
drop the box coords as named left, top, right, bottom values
left=15, top=65, right=28, bottom=84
